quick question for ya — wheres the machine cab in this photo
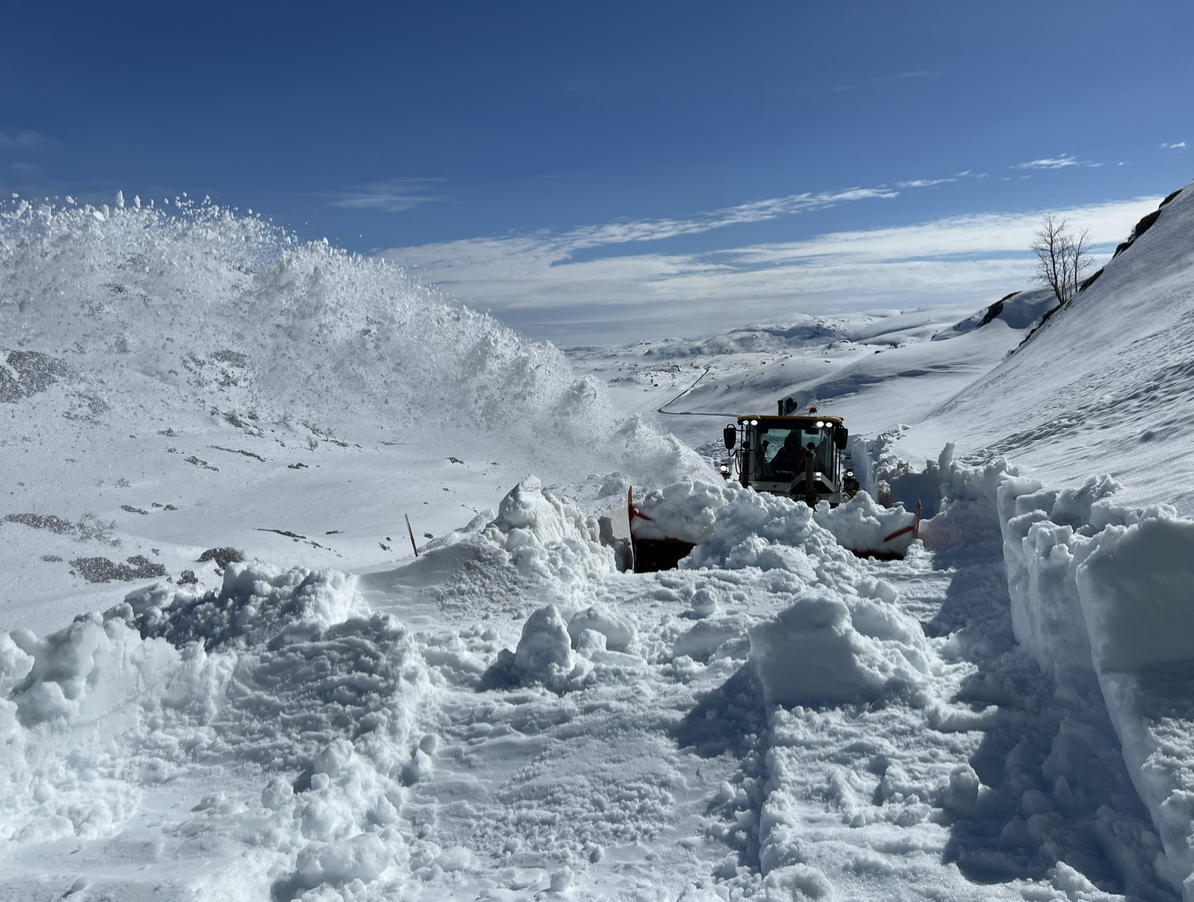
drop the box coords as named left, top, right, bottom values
left=724, top=410, right=852, bottom=506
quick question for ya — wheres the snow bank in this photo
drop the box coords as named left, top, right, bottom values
left=1075, top=513, right=1194, bottom=898
left=858, top=426, right=947, bottom=516
left=917, top=448, right=1012, bottom=552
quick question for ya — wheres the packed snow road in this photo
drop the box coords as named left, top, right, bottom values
left=1, top=472, right=1178, bottom=901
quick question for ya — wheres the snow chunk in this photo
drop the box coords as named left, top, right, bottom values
left=762, top=863, right=834, bottom=900
left=0, top=630, right=34, bottom=695
left=483, top=604, right=591, bottom=692
left=515, top=604, right=575, bottom=674
left=291, top=832, right=391, bottom=890
left=567, top=603, right=636, bottom=652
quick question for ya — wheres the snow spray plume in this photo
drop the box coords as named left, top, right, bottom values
left=0, top=195, right=704, bottom=484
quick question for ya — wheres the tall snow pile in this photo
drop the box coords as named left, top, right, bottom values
left=483, top=476, right=619, bottom=592
left=895, top=443, right=1194, bottom=899
left=995, top=470, right=1194, bottom=899
left=0, top=195, right=703, bottom=485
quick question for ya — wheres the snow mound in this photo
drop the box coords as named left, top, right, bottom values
left=682, top=489, right=852, bottom=574
left=630, top=479, right=736, bottom=543
left=483, top=476, right=619, bottom=599
left=482, top=604, right=592, bottom=692
left=749, top=590, right=936, bottom=708
left=114, top=562, right=363, bottom=650
left=812, top=490, right=919, bottom=557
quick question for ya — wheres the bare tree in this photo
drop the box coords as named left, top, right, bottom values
left=1032, top=215, right=1091, bottom=304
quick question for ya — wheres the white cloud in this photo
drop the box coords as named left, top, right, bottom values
left=1013, top=153, right=1101, bottom=170
left=379, top=196, right=1162, bottom=347
left=330, top=180, right=448, bottom=212
left=895, top=178, right=956, bottom=189
left=1162, top=141, right=1187, bottom=150
left=554, top=187, right=899, bottom=253
left=0, top=129, right=50, bottom=149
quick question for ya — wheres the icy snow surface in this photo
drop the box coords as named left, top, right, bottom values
left=4, top=184, right=1194, bottom=900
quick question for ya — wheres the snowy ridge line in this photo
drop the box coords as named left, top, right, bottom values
left=913, top=449, right=1194, bottom=899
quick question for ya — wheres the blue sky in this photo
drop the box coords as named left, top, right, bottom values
left=4, top=1, right=1192, bottom=345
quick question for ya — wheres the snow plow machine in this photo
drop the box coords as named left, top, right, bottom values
left=628, top=398, right=920, bottom=572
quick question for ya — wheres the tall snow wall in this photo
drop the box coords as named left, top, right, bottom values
left=930, top=455, right=1194, bottom=899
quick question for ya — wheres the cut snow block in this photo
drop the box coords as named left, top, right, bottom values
left=1078, top=515, right=1194, bottom=674
left=1076, top=513, right=1194, bottom=898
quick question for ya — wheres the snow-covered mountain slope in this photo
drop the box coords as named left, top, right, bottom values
left=904, top=184, right=1194, bottom=514
left=6, top=185, right=1194, bottom=902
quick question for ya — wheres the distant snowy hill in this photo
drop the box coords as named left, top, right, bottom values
left=568, top=288, right=1061, bottom=457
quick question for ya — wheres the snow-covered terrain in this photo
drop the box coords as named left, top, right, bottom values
left=4, top=182, right=1194, bottom=901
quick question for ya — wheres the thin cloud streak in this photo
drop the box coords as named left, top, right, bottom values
left=0, top=129, right=51, bottom=148
left=557, top=187, right=899, bottom=254
left=1014, top=153, right=1101, bottom=170
left=895, top=178, right=956, bottom=189
left=330, top=180, right=449, bottom=213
